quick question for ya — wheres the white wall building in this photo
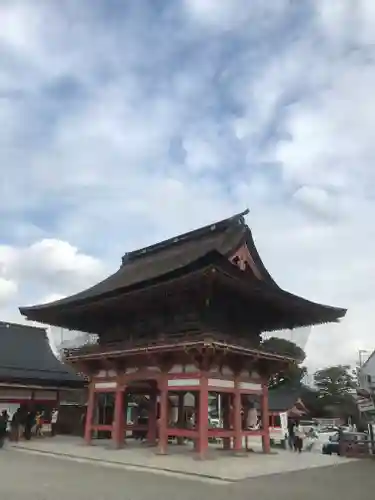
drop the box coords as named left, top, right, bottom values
left=359, top=350, right=375, bottom=394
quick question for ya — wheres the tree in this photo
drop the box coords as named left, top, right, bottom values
left=260, top=337, right=306, bottom=388
left=313, top=365, right=358, bottom=421
left=261, top=337, right=306, bottom=362
left=314, top=365, right=357, bottom=402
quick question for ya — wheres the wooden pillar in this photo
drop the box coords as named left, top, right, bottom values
left=222, top=393, right=231, bottom=450
left=157, top=374, right=168, bottom=455
left=176, top=392, right=185, bottom=445
left=84, top=382, right=95, bottom=445
left=147, top=388, right=158, bottom=445
left=197, top=374, right=209, bottom=459
left=112, top=384, right=125, bottom=449
left=261, top=383, right=271, bottom=454
left=193, top=391, right=199, bottom=451
left=233, top=378, right=242, bottom=453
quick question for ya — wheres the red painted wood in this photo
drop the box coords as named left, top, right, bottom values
left=261, top=383, right=271, bottom=453
left=176, top=392, right=185, bottom=444
left=207, top=429, right=234, bottom=438
left=166, top=385, right=201, bottom=392
left=147, top=389, right=157, bottom=445
left=112, top=385, right=124, bottom=448
left=222, top=393, right=231, bottom=450
left=84, top=383, right=95, bottom=445
left=167, top=428, right=198, bottom=438
left=198, top=375, right=208, bottom=459
left=91, top=424, right=113, bottom=431
left=193, top=392, right=199, bottom=451
left=157, top=373, right=168, bottom=455
left=233, top=380, right=242, bottom=452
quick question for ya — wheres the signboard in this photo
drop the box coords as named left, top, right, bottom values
left=357, top=397, right=375, bottom=413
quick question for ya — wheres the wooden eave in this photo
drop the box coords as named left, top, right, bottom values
left=20, top=250, right=346, bottom=331
left=65, top=338, right=294, bottom=365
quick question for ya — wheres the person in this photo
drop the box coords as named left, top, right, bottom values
left=34, top=412, right=41, bottom=436
left=294, top=422, right=305, bottom=453
left=39, top=411, right=45, bottom=437
left=287, top=419, right=296, bottom=450
left=51, top=409, right=59, bottom=437
left=304, top=427, right=318, bottom=451
left=0, top=410, right=9, bottom=449
left=24, top=411, right=35, bottom=441
left=10, top=408, right=21, bottom=442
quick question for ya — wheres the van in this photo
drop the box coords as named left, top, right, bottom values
left=269, top=412, right=288, bottom=447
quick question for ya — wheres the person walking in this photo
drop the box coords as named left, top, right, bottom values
left=24, top=411, right=35, bottom=441
left=287, top=419, right=296, bottom=450
left=10, top=409, right=19, bottom=442
left=0, top=410, right=9, bottom=449
left=294, top=422, right=305, bottom=453
left=51, top=409, right=59, bottom=437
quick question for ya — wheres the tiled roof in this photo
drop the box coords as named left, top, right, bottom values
left=0, top=321, right=85, bottom=388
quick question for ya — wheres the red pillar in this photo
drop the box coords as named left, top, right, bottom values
left=261, top=383, right=271, bottom=454
left=112, top=385, right=125, bottom=449
left=147, top=388, right=157, bottom=446
left=222, top=393, right=231, bottom=450
left=157, top=374, right=168, bottom=455
left=233, top=379, right=242, bottom=454
left=84, top=382, right=95, bottom=445
left=197, top=374, right=209, bottom=459
left=176, top=392, right=185, bottom=445
left=193, top=391, right=199, bottom=451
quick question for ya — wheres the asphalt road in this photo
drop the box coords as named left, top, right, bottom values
left=1, top=448, right=374, bottom=500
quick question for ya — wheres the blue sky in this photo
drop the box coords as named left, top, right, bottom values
left=1, top=0, right=375, bottom=370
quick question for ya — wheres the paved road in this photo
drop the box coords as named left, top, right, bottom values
left=1, top=448, right=374, bottom=500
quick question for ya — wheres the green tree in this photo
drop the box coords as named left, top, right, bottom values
left=314, top=365, right=357, bottom=401
left=260, top=337, right=306, bottom=362
left=313, top=365, right=358, bottom=420
left=260, top=337, right=306, bottom=388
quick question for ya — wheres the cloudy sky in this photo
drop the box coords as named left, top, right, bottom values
left=1, top=0, right=374, bottom=372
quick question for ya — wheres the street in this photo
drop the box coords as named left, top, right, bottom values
left=1, top=449, right=375, bottom=500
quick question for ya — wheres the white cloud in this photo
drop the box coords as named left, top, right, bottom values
left=0, top=239, right=105, bottom=313
left=0, top=278, right=17, bottom=306
left=0, top=0, right=375, bottom=371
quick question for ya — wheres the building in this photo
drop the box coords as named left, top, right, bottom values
left=359, top=350, right=375, bottom=395
left=0, top=321, right=85, bottom=422
left=260, top=385, right=308, bottom=446
left=20, top=210, right=346, bottom=458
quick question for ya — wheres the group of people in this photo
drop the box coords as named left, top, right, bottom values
left=0, top=407, right=59, bottom=449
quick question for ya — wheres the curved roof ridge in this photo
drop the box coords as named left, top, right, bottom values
left=122, top=209, right=249, bottom=264
left=19, top=211, right=250, bottom=314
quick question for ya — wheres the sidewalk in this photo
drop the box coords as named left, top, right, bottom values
left=11, top=436, right=356, bottom=482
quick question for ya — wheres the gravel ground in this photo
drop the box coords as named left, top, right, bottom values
left=1, top=448, right=374, bottom=500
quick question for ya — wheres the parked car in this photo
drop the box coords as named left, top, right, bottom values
left=322, top=431, right=368, bottom=455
